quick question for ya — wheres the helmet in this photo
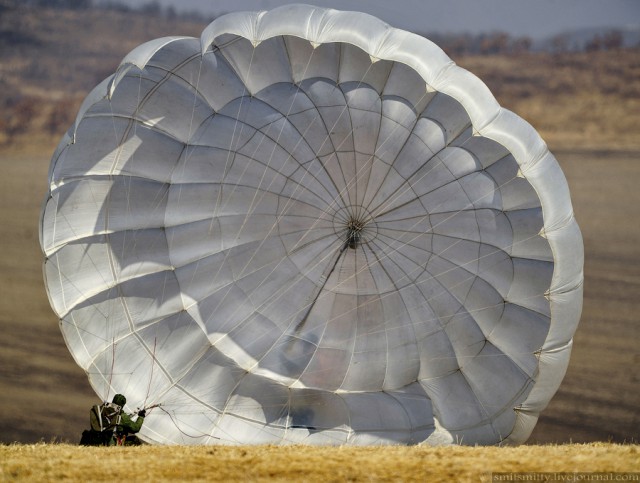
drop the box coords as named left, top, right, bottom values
left=112, top=394, right=126, bottom=407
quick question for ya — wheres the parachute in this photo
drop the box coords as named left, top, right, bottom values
left=40, top=5, right=583, bottom=445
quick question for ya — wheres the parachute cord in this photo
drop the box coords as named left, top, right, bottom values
left=180, top=52, right=402, bottom=351
left=143, top=337, right=157, bottom=409
left=212, top=83, right=433, bottom=310
left=177, top=45, right=258, bottom=322
left=193, top=44, right=370, bottom=326
left=105, top=337, right=116, bottom=403
left=207, top=45, right=257, bottom=226
left=195, top=130, right=495, bottom=379
left=157, top=406, right=220, bottom=440
left=180, top=53, right=204, bottom=172
left=229, top=58, right=379, bottom=280
left=291, top=240, right=348, bottom=335
left=242, top=163, right=545, bottom=355
left=213, top=44, right=319, bottom=250
left=201, top=44, right=309, bottom=313
left=196, top=60, right=391, bottom=334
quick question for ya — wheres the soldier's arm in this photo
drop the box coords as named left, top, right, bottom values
left=120, top=412, right=144, bottom=434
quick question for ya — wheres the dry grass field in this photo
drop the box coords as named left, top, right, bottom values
left=0, top=5, right=639, bottom=477
left=1, top=443, right=638, bottom=481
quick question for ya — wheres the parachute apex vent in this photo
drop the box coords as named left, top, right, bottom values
left=347, top=218, right=365, bottom=249
left=332, top=206, right=378, bottom=250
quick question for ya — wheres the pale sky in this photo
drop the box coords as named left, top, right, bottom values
left=122, top=0, right=640, bottom=39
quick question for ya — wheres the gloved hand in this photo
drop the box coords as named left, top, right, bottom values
left=138, top=409, right=146, bottom=418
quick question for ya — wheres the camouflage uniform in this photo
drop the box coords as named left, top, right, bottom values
left=81, top=394, right=145, bottom=446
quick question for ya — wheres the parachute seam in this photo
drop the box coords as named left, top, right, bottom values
left=196, top=130, right=556, bottom=376
left=355, top=95, right=427, bottom=210
left=368, top=124, right=473, bottom=220
left=337, top=82, right=358, bottom=209
left=194, top=63, right=383, bottom=335
left=190, top=46, right=257, bottom=320
left=363, top=239, right=421, bottom=390
left=211, top=59, right=436, bottom=378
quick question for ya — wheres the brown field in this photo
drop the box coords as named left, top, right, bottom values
left=1, top=443, right=639, bottom=482
left=0, top=4, right=639, bottom=467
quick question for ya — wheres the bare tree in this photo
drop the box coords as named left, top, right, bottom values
left=603, top=30, right=624, bottom=50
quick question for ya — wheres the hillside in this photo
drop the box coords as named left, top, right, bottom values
left=0, top=7, right=206, bottom=146
left=0, top=6, right=638, bottom=446
left=2, top=7, right=639, bottom=150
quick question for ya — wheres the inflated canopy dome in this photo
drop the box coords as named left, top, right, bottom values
left=40, top=4, right=583, bottom=445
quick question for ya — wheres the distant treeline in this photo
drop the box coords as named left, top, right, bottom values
left=0, top=0, right=633, bottom=54
left=1, top=0, right=210, bottom=22
left=428, top=32, right=534, bottom=56
left=427, top=30, right=629, bottom=56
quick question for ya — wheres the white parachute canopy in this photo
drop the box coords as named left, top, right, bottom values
left=40, top=4, right=583, bottom=445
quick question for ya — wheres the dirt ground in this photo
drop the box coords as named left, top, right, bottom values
left=0, top=138, right=638, bottom=445
left=528, top=149, right=640, bottom=443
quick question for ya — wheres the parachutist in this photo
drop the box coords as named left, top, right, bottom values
left=80, top=394, right=145, bottom=446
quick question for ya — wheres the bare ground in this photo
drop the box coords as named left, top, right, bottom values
left=529, top=149, right=640, bottom=443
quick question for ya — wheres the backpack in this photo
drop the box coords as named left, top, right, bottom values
left=90, top=402, right=122, bottom=433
